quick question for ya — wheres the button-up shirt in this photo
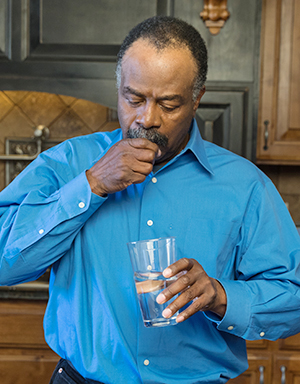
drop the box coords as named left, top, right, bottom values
left=0, top=120, right=300, bottom=383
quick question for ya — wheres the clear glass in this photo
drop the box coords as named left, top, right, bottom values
left=127, top=237, right=178, bottom=327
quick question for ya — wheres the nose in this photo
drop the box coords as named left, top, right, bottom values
left=136, top=101, right=161, bottom=129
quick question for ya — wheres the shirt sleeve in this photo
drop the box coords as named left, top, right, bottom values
left=205, top=180, right=300, bottom=341
left=0, top=144, right=106, bottom=286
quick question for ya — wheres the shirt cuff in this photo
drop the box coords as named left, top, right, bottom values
left=203, top=279, right=251, bottom=338
left=59, top=170, right=107, bottom=219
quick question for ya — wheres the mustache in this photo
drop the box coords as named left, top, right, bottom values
left=126, top=127, right=168, bottom=147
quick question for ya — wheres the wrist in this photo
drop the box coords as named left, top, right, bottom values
left=209, top=279, right=227, bottom=318
left=85, top=170, right=107, bottom=197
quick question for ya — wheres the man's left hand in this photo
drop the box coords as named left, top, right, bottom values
left=156, top=258, right=227, bottom=323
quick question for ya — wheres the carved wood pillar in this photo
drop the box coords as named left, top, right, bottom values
left=200, top=0, right=230, bottom=35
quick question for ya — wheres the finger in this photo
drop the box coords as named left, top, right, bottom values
left=127, top=138, right=161, bottom=157
left=157, top=269, right=200, bottom=305
left=159, top=279, right=205, bottom=315
left=130, top=159, right=154, bottom=177
left=161, top=277, right=220, bottom=322
left=133, top=148, right=159, bottom=165
left=163, top=257, right=195, bottom=278
left=175, top=296, right=210, bottom=323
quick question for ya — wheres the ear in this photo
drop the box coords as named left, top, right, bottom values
left=192, top=86, right=206, bottom=116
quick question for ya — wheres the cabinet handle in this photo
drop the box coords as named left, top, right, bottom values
left=281, top=365, right=286, bottom=384
left=259, top=365, right=264, bottom=384
left=263, top=120, right=269, bottom=150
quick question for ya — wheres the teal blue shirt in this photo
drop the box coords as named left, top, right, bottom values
left=1, top=120, right=300, bottom=383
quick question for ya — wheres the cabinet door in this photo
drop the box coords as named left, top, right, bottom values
left=273, top=355, right=300, bottom=384
left=0, top=300, right=59, bottom=384
left=256, top=0, right=300, bottom=164
left=228, top=354, right=272, bottom=384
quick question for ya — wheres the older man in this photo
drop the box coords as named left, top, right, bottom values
left=0, top=16, right=300, bottom=384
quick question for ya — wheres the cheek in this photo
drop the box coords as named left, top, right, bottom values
left=118, top=102, right=135, bottom=127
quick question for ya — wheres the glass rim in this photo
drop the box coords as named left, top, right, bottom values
left=127, top=236, right=176, bottom=246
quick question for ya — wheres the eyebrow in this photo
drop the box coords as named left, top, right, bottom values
left=123, top=86, right=184, bottom=103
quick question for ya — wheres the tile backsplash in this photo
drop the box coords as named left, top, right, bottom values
left=0, top=90, right=119, bottom=191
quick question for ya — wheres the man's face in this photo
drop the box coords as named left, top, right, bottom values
left=117, top=39, right=205, bottom=165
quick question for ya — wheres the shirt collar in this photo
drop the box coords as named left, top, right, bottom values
left=181, top=118, right=214, bottom=175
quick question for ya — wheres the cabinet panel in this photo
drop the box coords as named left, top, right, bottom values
left=26, top=0, right=165, bottom=61
left=0, top=0, right=10, bottom=60
left=278, top=333, right=300, bottom=351
left=0, top=300, right=48, bottom=348
left=257, top=0, right=300, bottom=164
left=228, top=354, right=272, bottom=384
left=41, top=0, right=156, bottom=45
left=0, top=351, right=58, bottom=384
left=246, top=339, right=269, bottom=350
left=0, top=300, right=59, bottom=384
left=274, top=355, right=300, bottom=384
left=196, top=87, right=250, bottom=158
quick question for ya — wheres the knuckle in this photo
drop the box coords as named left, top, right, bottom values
left=181, top=274, right=191, bottom=286
left=193, top=299, right=203, bottom=311
left=144, top=163, right=153, bottom=173
left=170, top=301, right=180, bottom=312
left=184, top=289, right=194, bottom=302
left=181, top=257, right=190, bottom=267
left=166, top=285, right=177, bottom=297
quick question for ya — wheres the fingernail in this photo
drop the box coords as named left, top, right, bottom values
left=163, top=268, right=172, bottom=278
left=176, top=315, right=184, bottom=323
left=162, top=308, right=172, bottom=318
left=157, top=149, right=162, bottom=157
left=156, top=293, right=166, bottom=304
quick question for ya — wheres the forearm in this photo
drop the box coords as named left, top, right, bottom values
left=207, top=277, right=300, bottom=341
left=0, top=172, right=105, bottom=286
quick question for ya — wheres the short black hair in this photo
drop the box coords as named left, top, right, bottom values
left=116, top=16, right=208, bottom=101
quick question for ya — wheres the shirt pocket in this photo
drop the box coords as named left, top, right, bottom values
left=182, top=218, right=241, bottom=279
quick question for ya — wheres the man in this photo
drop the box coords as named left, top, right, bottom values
left=0, top=16, right=300, bottom=384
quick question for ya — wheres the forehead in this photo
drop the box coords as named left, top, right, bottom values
left=120, top=39, right=197, bottom=92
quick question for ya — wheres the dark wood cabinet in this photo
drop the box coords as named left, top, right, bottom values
left=1, top=299, right=299, bottom=384
left=229, top=334, right=300, bottom=384
left=0, top=300, right=59, bottom=384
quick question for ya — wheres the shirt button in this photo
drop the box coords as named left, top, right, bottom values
left=152, top=177, right=157, bottom=183
left=260, top=332, right=265, bottom=337
left=78, top=202, right=85, bottom=208
left=227, top=326, right=234, bottom=331
left=147, top=220, right=153, bottom=226
left=38, top=229, right=44, bottom=235
left=144, top=359, right=150, bottom=366
left=58, top=368, right=63, bottom=373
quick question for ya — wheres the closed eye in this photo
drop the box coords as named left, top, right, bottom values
left=127, top=98, right=143, bottom=107
left=160, top=104, right=179, bottom=112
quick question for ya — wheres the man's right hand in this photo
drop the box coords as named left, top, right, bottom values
left=86, top=138, right=161, bottom=196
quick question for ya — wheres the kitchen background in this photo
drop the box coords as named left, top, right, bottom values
left=0, top=90, right=299, bottom=223
left=0, top=0, right=300, bottom=383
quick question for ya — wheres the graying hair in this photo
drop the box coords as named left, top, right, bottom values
left=115, top=16, right=208, bottom=103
